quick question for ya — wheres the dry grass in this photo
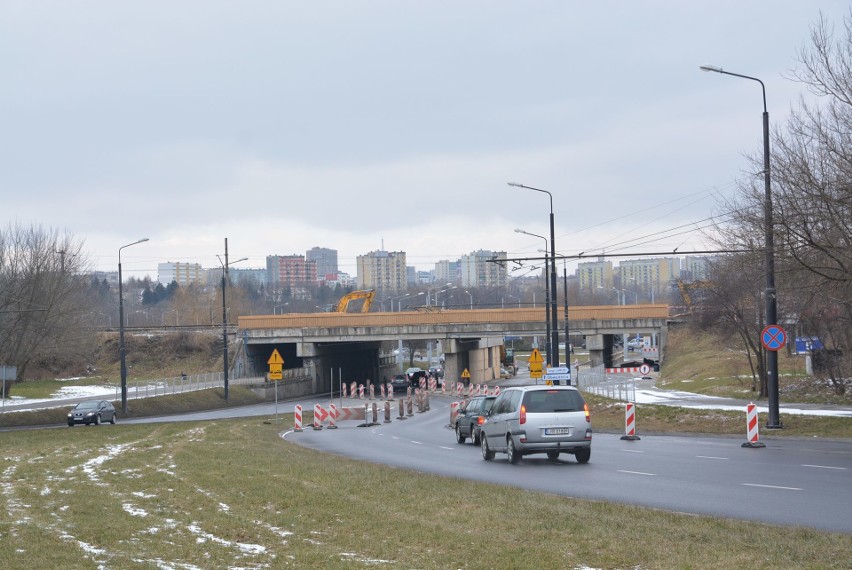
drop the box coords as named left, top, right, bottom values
left=2, top=420, right=850, bottom=569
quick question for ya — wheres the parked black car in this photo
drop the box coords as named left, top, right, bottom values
left=428, top=366, right=444, bottom=379
left=67, top=400, right=117, bottom=426
left=454, top=395, right=496, bottom=445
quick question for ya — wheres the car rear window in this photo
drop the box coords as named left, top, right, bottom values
left=522, top=390, right=584, bottom=413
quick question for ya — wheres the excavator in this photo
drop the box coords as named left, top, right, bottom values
left=335, top=289, right=376, bottom=313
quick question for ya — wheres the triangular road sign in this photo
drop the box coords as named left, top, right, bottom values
left=268, top=349, right=284, bottom=365
left=461, top=368, right=471, bottom=379
left=529, top=348, right=544, bottom=364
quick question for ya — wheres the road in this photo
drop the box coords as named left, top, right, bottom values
left=282, top=394, right=852, bottom=534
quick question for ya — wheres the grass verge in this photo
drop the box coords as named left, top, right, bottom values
left=1, top=419, right=850, bottom=569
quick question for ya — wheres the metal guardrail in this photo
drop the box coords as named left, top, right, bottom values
left=121, top=372, right=267, bottom=400
left=577, top=365, right=636, bottom=402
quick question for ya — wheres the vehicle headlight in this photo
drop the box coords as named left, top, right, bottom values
left=67, top=413, right=73, bottom=418
left=85, top=412, right=95, bottom=417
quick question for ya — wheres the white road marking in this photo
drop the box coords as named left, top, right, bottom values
left=696, top=455, right=729, bottom=460
left=621, top=449, right=644, bottom=453
left=618, top=470, right=655, bottom=476
left=439, top=446, right=454, bottom=450
left=742, top=483, right=802, bottom=491
left=411, top=441, right=424, bottom=445
left=802, top=464, right=846, bottom=470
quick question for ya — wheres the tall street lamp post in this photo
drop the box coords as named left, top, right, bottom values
left=218, top=240, right=248, bottom=403
left=700, top=64, right=781, bottom=428
left=509, top=182, right=559, bottom=367
left=118, top=238, right=149, bottom=414
left=515, top=228, right=551, bottom=360
left=464, top=290, right=473, bottom=310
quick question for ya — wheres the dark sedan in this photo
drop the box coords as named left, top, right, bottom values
left=454, top=395, right=496, bottom=445
left=67, top=400, right=117, bottom=426
left=391, top=374, right=410, bottom=392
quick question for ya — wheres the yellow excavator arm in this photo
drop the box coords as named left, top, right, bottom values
left=335, top=289, right=376, bottom=313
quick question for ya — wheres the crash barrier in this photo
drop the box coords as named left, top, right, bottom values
left=450, top=401, right=459, bottom=426
left=579, top=364, right=635, bottom=402
left=294, top=404, right=303, bottom=432
left=605, top=367, right=643, bottom=374
left=620, top=403, right=640, bottom=441
left=742, top=402, right=765, bottom=448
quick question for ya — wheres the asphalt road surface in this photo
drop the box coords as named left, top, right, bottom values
left=284, top=394, right=852, bottom=534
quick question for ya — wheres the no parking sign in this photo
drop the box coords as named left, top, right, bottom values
left=761, top=325, right=787, bottom=351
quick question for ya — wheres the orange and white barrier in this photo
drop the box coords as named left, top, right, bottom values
left=327, top=402, right=338, bottom=429
left=620, top=403, right=640, bottom=440
left=742, top=402, right=765, bottom=448
left=294, top=404, right=303, bottom=432
left=450, top=401, right=460, bottom=426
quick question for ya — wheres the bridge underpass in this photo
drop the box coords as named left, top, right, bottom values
left=236, top=304, right=670, bottom=394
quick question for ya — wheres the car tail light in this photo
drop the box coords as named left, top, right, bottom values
left=477, top=416, right=485, bottom=425
left=520, top=404, right=527, bottom=425
left=584, top=402, right=590, bottom=423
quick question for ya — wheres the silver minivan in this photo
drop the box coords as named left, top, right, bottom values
left=480, top=386, right=591, bottom=464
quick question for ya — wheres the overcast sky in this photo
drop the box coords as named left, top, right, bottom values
left=3, top=1, right=848, bottom=280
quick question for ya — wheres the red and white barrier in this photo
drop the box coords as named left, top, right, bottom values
left=327, top=402, right=338, bottom=429
left=294, top=404, right=303, bottom=432
left=359, top=384, right=365, bottom=399
left=620, top=403, right=640, bottom=440
left=429, top=378, right=437, bottom=392
left=380, top=384, right=386, bottom=400
left=742, top=402, right=765, bottom=448
left=341, top=383, right=348, bottom=398
left=606, top=367, right=643, bottom=374
left=456, top=383, right=463, bottom=398
left=313, top=403, right=327, bottom=430
left=386, top=382, right=394, bottom=400
left=350, top=382, right=356, bottom=398
left=441, top=381, right=446, bottom=394
left=450, top=401, right=460, bottom=426
left=493, top=386, right=500, bottom=396
left=369, top=384, right=375, bottom=400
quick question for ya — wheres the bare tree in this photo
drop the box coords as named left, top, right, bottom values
left=0, top=223, right=96, bottom=380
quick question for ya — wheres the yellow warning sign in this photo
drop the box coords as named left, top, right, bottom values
left=528, top=348, right=544, bottom=364
left=461, top=368, right=471, bottom=379
left=529, top=363, right=543, bottom=379
left=268, top=349, right=284, bottom=365
left=268, top=349, right=284, bottom=381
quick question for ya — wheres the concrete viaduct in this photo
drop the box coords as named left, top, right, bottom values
left=236, top=305, right=670, bottom=394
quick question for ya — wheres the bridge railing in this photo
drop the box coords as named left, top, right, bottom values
left=115, top=372, right=267, bottom=400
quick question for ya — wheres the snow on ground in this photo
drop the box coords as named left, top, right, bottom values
left=4, top=385, right=117, bottom=407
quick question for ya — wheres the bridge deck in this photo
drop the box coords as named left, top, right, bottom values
left=239, top=304, right=670, bottom=330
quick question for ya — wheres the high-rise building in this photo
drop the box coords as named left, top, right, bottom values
left=356, top=250, right=407, bottom=293
left=682, top=255, right=715, bottom=281
left=306, top=247, right=338, bottom=281
left=157, top=262, right=204, bottom=287
left=459, top=250, right=507, bottom=288
left=266, top=255, right=318, bottom=289
left=577, top=258, right=613, bottom=291
left=435, top=259, right=460, bottom=283
left=618, top=257, right=681, bottom=300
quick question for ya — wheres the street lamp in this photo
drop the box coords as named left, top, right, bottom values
left=516, top=228, right=551, bottom=360
left=464, top=290, right=473, bottom=310
left=119, top=237, right=149, bottom=414
left=399, top=292, right=424, bottom=311
left=700, top=64, right=780, bottom=429
left=509, top=182, right=559, bottom=367
left=218, top=245, right=248, bottom=403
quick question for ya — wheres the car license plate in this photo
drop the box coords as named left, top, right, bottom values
left=545, top=427, right=571, bottom=435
